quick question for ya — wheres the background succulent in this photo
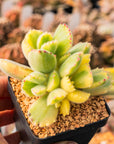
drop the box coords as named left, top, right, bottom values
left=99, top=38, right=114, bottom=66
left=0, top=24, right=113, bottom=127
left=7, top=27, right=29, bottom=44
left=0, top=43, right=27, bottom=65
left=0, top=17, right=14, bottom=47
left=5, top=6, right=21, bottom=28
left=23, top=14, right=43, bottom=30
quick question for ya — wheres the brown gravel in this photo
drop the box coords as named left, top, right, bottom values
left=10, top=78, right=109, bottom=139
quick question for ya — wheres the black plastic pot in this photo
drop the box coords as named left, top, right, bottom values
left=8, top=77, right=110, bottom=144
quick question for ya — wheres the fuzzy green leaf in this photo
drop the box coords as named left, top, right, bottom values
left=37, top=32, right=53, bottom=49
left=28, top=96, right=58, bottom=127
left=59, top=52, right=82, bottom=77
left=28, top=50, right=57, bottom=73
left=47, top=88, right=67, bottom=105
left=54, top=24, right=73, bottom=57
left=47, top=70, right=60, bottom=92
left=0, top=59, right=33, bottom=80
left=22, top=30, right=43, bottom=59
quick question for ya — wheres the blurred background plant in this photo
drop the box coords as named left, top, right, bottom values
left=0, top=0, right=114, bottom=143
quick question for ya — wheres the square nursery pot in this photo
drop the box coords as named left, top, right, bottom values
left=8, top=77, right=111, bottom=144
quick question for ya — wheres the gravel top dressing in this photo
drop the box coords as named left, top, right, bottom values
left=10, top=77, right=109, bottom=139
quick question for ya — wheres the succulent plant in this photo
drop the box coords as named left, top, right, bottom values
left=0, top=17, right=14, bottom=47
left=5, top=7, right=21, bottom=28
left=99, top=38, right=114, bottom=66
left=7, top=27, right=29, bottom=44
left=97, top=23, right=114, bottom=37
left=23, top=14, right=42, bottom=30
left=0, top=24, right=113, bottom=127
left=0, top=43, right=27, bottom=65
left=73, top=23, right=106, bottom=47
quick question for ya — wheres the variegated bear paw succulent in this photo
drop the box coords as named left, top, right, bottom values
left=0, top=24, right=113, bottom=127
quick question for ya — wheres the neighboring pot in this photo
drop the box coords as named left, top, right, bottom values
left=8, top=77, right=110, bottom=144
